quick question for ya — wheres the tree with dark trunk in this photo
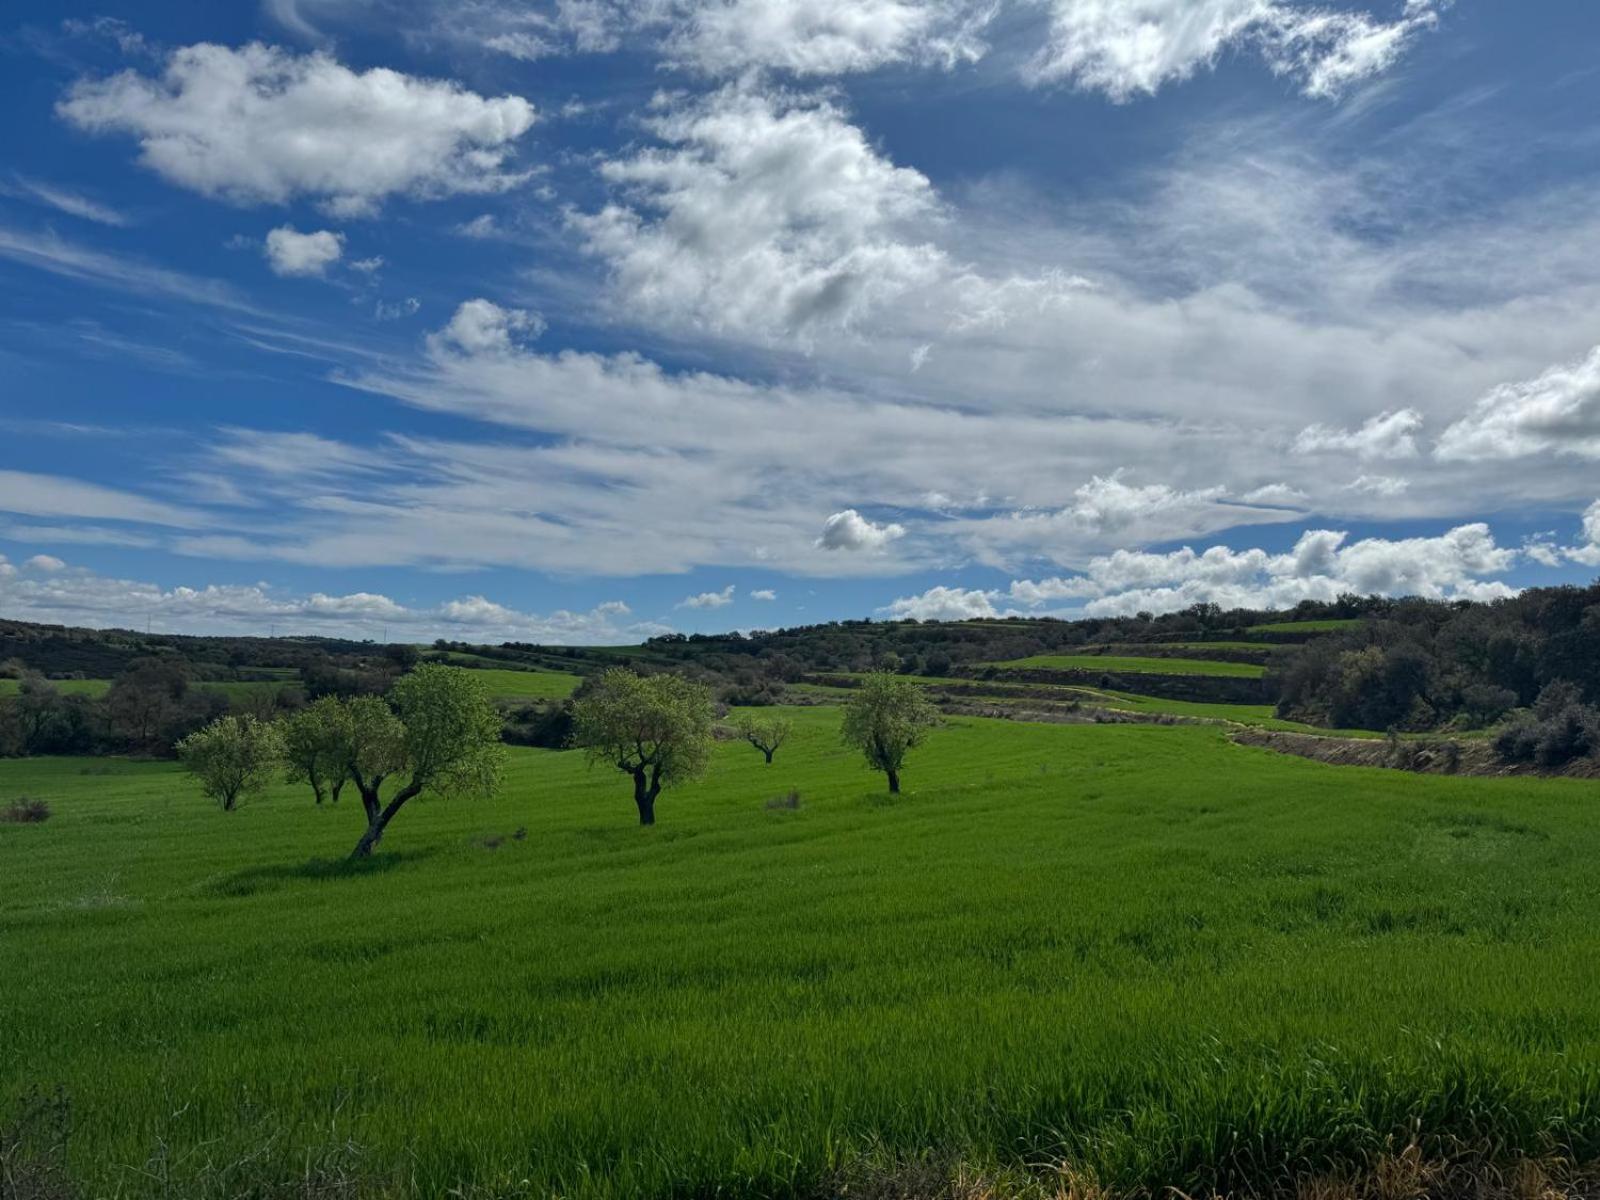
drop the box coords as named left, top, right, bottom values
left=177, top=714, right=284, bottom=811
left=332, top=667, right=505, bottom=859
left=733, top=712, right=792, bottom=764
left=572, top=669, right=713, bottom=826
left=840, top=672, right=940, bottom=794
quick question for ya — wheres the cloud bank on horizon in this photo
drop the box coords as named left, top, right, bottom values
left=2, top=0, right=1599, bottom=641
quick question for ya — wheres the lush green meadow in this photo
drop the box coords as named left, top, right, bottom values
left=1246, top=619, right=1361, bottom=635
left=3, top=707, right=1598, bottom=1198
left=450, top=666, right=584, bottom=700
left=0, top=677, right=110, bottom=697
left=992, top=654, right=1266, bottom=678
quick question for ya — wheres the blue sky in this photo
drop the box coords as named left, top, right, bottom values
left=2, top=0, right=1599, bottom=643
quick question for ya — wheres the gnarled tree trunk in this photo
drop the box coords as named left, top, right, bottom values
left=631, top=767, right=661, bottom=826
left=886, top=768, right=900, bottom=794
left=349, top=775, right=419, bottom=859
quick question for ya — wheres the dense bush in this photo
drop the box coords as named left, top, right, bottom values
left=1275, top=585, right=1600, bottom=732
left=0, top=796, right=50, bottom=823
left=500, top=701, right=576, bottom=749
left=1494, top=684, right=1600, bottom=768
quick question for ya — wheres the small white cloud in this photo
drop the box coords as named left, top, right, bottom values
left=374, top=296, right=421, bottom=321
left=264, top=226, right=343, bottom=277
left=1241, top=483, right=1309, bottom=506
left=749, top=588, right=777, bottom=601
left=455, top=214, right=501, bottom=238
left=349, top=255, right=385, bottom=273
left=1346, top=474, right=1410, bottom=496
left=816, top=509, right=906, bottom=552
left=1293, top=409, right=1423, bottom=461
left=24, top=554, right=66, bottom=572
left=430, top=298, right=545, bottom=354
left=679, top=584, right=736, bottom=609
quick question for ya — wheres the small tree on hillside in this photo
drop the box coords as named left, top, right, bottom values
left=840, top=672, right=939, bottom=794
left=177, top=714, right=284, bottom=811
left=280, top=696, right=350, bottom=805
left=339, top=665, right=506, bottom=859
left=734, top=712, right=792, bottom=764
left=573, top=669, right=713, bottom=825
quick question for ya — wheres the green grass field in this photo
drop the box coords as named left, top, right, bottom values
left=0, top=677, right=110, bottom=697
left=457, top=666, right=583, bottom=700
left=992, top=654, right=1266, bottom=678
left=1247, top=619, right=1361, bottom=635
left=3, top=707, right=1598, bottom=1198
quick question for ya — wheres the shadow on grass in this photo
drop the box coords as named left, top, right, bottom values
left=203, top=847, right=441, bottom=898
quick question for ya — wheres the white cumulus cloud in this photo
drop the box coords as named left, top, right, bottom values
left=573, top=83, right=944, bottom=338
left=816, top=509, right=907, bottom=552
left=883, top=584, right=1000, bottom=621
left=1436, top=344, right=1600, bottom=462
left=1292, top=408, right=1423, bottom=460
left=59, top=43, right=537, bottom=216
left=430, top=299, right=546, bottom=355
left=887, top=520, right=1525, bottom=619
left=263, top=225, right=343, bottom=276
left=679, top=583, right=736, bottom=608
left=665, top=0, right=993, bottom=76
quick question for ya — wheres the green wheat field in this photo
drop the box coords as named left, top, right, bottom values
left=3, top=707, right=1598, bottom=1197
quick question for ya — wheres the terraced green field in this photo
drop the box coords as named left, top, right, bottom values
left=2, top=708, right=1597, bottom=1198
left=992, top=654, right=1266, bottom=678
left=1247, top=619, right=1361, bottom=635
left=454, top=666, right=583, bottom=700
left=0, top=677, right=110, bottom=697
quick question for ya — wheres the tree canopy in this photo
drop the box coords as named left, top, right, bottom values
left=734, top=712, right=792, bottom=764
left=279, top=695, right=351, bottom=805
left=840, top=672, right=940, bottom=794
left=177, top=714, right=284, bottom=811
left=572, top=668, right=713, bottom=825
left=332, top=665, right=504, bottom=857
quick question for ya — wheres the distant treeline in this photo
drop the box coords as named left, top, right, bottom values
left=4, top=584, right=1598, bottom=762
left=0, top=643, right=421, bottom=758
left=1271, top=583, right=1600, bottom=760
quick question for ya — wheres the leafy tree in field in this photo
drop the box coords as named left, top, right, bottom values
left=573, top=669, right=713, bottom=825
left=279, top=696, right=351, bottom=805
left=734, top=712, right=792, bottom=764
left=176, top=714, right=284, bottom=811
left=14, top=673, right=61, bottom=754
left=104, top=657, right=191, bottom=749
left=340, top=665, right=506, bottom=859
left=840, top=672, right=939, bottom=794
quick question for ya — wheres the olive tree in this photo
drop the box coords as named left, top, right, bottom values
left=840, top=672, right=940, bottom=794
left=279, top=696, right=350, bottom=805
left=733, top=712, right=792, bottom=764
left=340, top=665, right=506, bottom=859
left=177, top=714, right=285, bottom=811
left=572, top=669, right=713, bottom=825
